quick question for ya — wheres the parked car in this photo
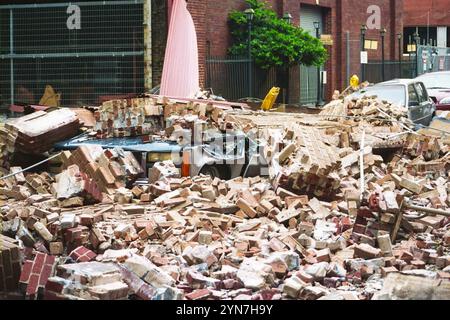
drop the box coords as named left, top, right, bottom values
left=348, top=79, right=436, bottom=126
left=149, top=85, right=226, bottom=102
left=415, top=71, right=450, bottom=111
left=54, top=130, right=267, bottom=181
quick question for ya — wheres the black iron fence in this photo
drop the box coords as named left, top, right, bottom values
left=206, top=55, right=438, bottom=103
left=206, top=56, right=277, bottom=101
left=364, top=60, right=417, bottom=84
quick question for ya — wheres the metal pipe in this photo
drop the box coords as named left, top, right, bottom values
left=0, top=152, right=62, bottom=181
left=248, top=20, right=253, bottom=98
left=316, top=25, right=322, bottom=106
left=361, top=25, right=367, bottom=81
left=346, top=31, right=350, bottom=86
left=381, top=30, right=386, bottom=81
left=398, top=34, right=402, bottom=77
left=0, top=51, right=144, bottom=59
left=405, top=203, right=450, bottom=217
left=414, top=33, right=420, bottom=77
left=9, top=9, right=14, bottom=107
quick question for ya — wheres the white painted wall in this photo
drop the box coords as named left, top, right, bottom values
left=437, top=26, right=447, bottom=47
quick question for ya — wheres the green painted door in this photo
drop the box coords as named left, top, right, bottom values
left=299, top=5, right=323, bottom=105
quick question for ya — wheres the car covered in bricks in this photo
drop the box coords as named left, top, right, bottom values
left=53, top=129, right=267, bottom=181
left=348, top=79, right=436, bottom=127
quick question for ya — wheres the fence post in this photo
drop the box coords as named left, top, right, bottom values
left=414, top=34, right=420, bottom=77
left=9, top=9, right=14, bottom=107
left=360, top=25, right=367, bottom=81
left=346, top=31, right=350, bottom=87
left=143, top=0, right=152, bottom=92
left=397, top=33, right=402, bottom=78
left=380, top=29, right=386, bottom=82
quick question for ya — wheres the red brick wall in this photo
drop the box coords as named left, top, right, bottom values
left=192, top=0, right=403, bottom=103
left=152, top=1, right=168, bottom=86
left=187, top=0, right=207, bottom=87
left=1, top=0, right=405, bottom=101
left=205, top=0, right=248, bottom=57
left=404, top=0, right=450, bottom=26
left=337, top=0, right=404, bottom=91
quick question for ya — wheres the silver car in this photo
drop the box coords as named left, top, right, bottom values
left=349, top=79, right=436, bottom=126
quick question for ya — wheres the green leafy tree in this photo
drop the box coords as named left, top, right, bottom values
left=228, top=0, right=328, bottom=69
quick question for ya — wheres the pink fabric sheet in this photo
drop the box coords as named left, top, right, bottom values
left=160, top=0, right=200, bottom=98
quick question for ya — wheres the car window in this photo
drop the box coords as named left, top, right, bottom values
left=414, top=83, right=428, bottom=103
left=408, top=85, right=419, bottom=106
left=356, top=85, right=406, bottom=106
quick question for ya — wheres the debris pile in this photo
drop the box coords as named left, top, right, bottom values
left=56, top=145, right=144, bottom=200
left=0, top=123, right=8, bottom=169
left=2, top=109, right=80, bottom=156
left=94, top=98, right=163, bottom=139
left=319, top=96, right=410, bottom=125
left=45, top=261, right=130, bottom=300
left=1, top=161, right=449, bottom=300
left=94, top=96, right=233, bottom=142
left=0, top=146, right=144, bottom=207
left=267, top=125, right=343, bottom=198
left=0, top=95, right=449, bottom=300
left=0, top=235, right=21, bottom=296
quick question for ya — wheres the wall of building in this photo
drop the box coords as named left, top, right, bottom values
left=403, top=0, right=449, bottom=48
left=0, top=0, right=407, bottom=103
left=404, top=0, right=450, bottom=27
left=187, top=0, right=207, bottom=88
left=193, top=0, right=403, bottom=102
left=338, top=0, right=403, bottom=90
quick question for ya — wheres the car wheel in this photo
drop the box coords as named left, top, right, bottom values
left=200, top=165, right=229, bottom=180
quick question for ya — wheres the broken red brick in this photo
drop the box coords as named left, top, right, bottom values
left=19, top=252, right=56, bottom=298
left=69, top=246, right=97, bottom=263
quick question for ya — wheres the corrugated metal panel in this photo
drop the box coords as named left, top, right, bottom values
left=299, top=5, right=323, bottom=105
left=300, top=6, right=323, bottom=34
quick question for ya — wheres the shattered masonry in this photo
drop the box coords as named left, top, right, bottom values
left=0, top=95, right=449, bottom=300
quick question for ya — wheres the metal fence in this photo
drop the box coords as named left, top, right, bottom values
left=205, top=48, right=450, bottom=103
left=206, top=56, right=277, bottom=101
left=364, top=60, right=417, bottom=84
left=0, top=1, right=145, bottom=110
left=363, top=46, right=450, bottom=84
left=417, top=45, right=450, bottom=76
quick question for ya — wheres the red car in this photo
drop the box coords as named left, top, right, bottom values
left=416, top=71, right=450, bottom=111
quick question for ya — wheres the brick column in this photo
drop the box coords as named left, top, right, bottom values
left=151, top=0, right=168, bottom=87
left=187, top=0, right=207, bottom=88
left=143, top=0, right=152, bottom=91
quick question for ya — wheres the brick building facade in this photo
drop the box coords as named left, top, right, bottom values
left=185, top=0, right=404, bottom=103
left=0, top=0, right=417, bottom=106
left=403, top=0, right=450, bottom=48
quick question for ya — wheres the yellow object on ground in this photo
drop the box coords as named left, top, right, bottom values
left=39, top=85, right=61, bottom=107
left=261, top=87, right=280, bottom=111
left=350, top=75, right=360, bottom=89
